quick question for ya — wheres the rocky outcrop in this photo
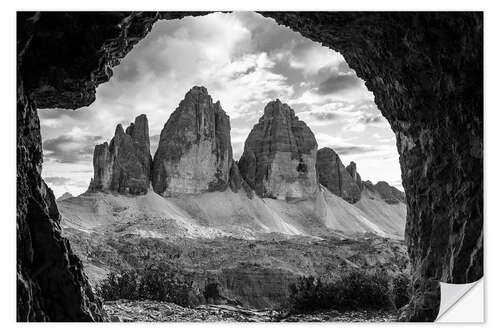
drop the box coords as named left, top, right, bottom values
left=316, top=148, right=361, bottom=203
left=316, top=147, right=404, bottom=205
left=363, top=181, right=405, bottom=205
left=152, top=87, right=232, bottom=196
left=56, top=192, right=73, bottom=201
left=346, top=162, right=363, bottom=191
left=88, top=114, right=152, bottom=195
left=239, top=100, right=319, bottom=200
left=228, top=160, right=254, bottom=198
left=17, top=12, right=482, bottom=322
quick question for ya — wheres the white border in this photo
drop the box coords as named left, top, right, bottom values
left=2, top=0, right=498, bottom=331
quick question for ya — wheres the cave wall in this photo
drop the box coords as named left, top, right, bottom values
left=17, top=11, right=482, bottom=322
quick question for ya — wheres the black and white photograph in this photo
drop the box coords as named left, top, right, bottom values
left=10, top=2, right=489, bottom=326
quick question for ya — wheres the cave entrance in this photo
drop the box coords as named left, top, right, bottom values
left=36, top=11, right=408, bottom=316
left=18, top=11, right=483, bottom=322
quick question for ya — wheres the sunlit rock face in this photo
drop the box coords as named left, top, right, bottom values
left=316, top=148, right=361, bottom=203
left=88, top=114, right=152, bottom=195
left=152, top=86, right=233, bottom=196
left=239, top=100, right=319, bottom=200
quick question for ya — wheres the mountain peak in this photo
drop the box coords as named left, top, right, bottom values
left=152, top=88, right=233, bottom=196
left=186, top=85, right=208, bottom=96
left=89, top=115, right=152, bottom=195
left=263, top=99, right=295, bottom=119
left=239, top=100, right=318, bottom=200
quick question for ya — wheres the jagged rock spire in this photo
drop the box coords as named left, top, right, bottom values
left=151, top=86, right=233, bottom=196
left=88, top=114, right=152, bottom=194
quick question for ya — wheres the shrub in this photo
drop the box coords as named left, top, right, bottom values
left=97, top=266, right=202, bottom=307
left=97, top=270, right=140, bottom=301
left=288, top=270, right=394, bottom=313
left=392, top=273, right=411, bottom=309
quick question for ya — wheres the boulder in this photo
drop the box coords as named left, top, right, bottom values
left=316, top=148, right=361, bottom=203
left=88, top=114, right=152, bottom=195
left=238, top=100, right=318, bottom=200
left=151, top=86, right=232, bottom=196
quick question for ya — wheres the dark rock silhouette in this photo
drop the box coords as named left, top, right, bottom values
left=152, top=86, right=232, bottom=196
left=17, top=12, right=482, bottom=322
left=239, top=100, right=319, bottom=200
left=316, top=147, right=361, bottom=203
left=88, top=114, right=152, bottom=195
left=17, top=83, right=104, bottom=321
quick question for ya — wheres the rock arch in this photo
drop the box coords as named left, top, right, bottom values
left=17, top=11, right=482, bottom=321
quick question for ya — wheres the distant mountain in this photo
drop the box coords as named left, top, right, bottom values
left=78, top=86, right=405, bottom=240
left=56, top=192, right=73, bottom=201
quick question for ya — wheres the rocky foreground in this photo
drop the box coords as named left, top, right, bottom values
left=104, top=300, right=398, bottom=322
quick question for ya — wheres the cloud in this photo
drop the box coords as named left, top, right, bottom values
left=316, top=72, right=362, bottom=95
left=359, top=115, right=385, bottom=124
left=44, top=176, right=72, bottom=186
left=329, top=145, right=379, bottom=155
left=42, top=133, right=103, bottom=163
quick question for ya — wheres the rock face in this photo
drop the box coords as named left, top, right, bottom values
left=152, top=87, right=232, bottom=196
left=239, top=100, right=319, bottom=200
left=363, top=181, right=405, bottom=205
left=346, top=162, right=363, bottom=191
left=228, top=160, right=254, bottom=198
left=17, top=81, right=104, bottom=321
left=316, top=148, right=361, bottom=203
left=17, top=12, right=482, bottom=322
left=88, top=114, right=151, bottom=195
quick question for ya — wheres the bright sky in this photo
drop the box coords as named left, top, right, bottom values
left=39, top=12, right=402, bottom=198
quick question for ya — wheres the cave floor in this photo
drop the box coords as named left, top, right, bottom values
left=104, top=300, right=398, bottom=322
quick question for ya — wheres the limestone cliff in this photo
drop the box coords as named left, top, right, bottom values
left=238, top=100, right=319, bottom=200
left=346, top=161, right=363, bottom=191
left=88, top=114, right=151, bottom=195
left=152, top=86, right=232, bottom=196
left=316, top=147, right=361, bottom=203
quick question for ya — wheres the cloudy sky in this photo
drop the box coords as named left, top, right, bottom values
left=39, top=12, right=402, bottom=198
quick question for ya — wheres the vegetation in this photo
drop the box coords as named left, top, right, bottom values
left=287, top=270, right=410, bottom=314
left=97, top=266, right=203, bottom=307
left=392, top=273, right=411, bottom=309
